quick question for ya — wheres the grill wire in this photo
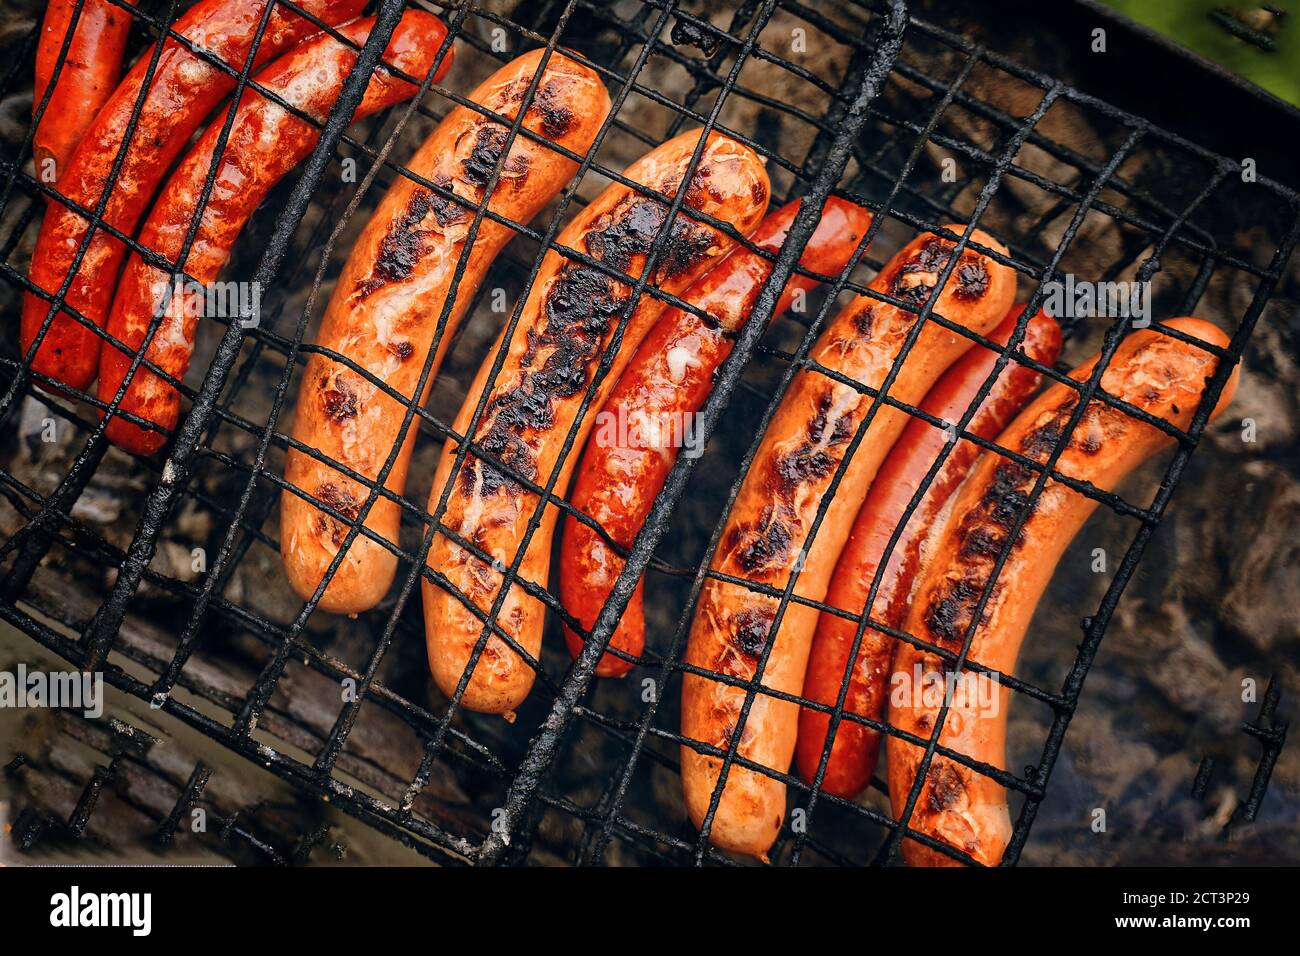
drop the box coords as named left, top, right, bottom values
left=0, top=0, right=1297, bottom=866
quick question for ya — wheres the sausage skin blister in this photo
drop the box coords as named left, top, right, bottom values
left=886, top=317, right=1238, bottom=866
left=424, top=130, right=770, bottom=717
left=795, top=305, right=1062, bottom=799
left=21, top=0, right=367, bottom=394
left=280, top=50, right=610, bottom=615
left=34, top=0, right=136, bottom=185
left=560, top=197, right=873, bottom=677
left=681, top=225, right=1016, bottom=860
left=98, top=11, right=453, bottom=456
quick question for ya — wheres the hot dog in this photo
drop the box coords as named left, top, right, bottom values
left=281, top=50, right=610, bottom=615
left=795, top=305, right=1062, bottom=800
left=559, top=197, right=872, bottom=678
left=33, top=0, right=136, bottom=186
left=681, top=225, right=1016, bottom=860
left=21, top=0, right=367, bottom=394
left=96, top=11, right=453, bottom=457
left=424, top=130, right=770, bottom=717
left=886, top=317, right=1238, bottom=866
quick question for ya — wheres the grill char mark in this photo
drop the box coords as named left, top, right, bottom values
left=925, top=575, right=986, bottom=645
left=889, top=238, right=990, bottom=306
left=358, top=171, right=475, bottom=298
left=774, top=443, right=837, bottom=496
left=854, top=305, right=875, bottom=336
left=359, top=191, right=434, bottom=297
left=891, top=238, right=952, bottom=306
left=806, top=390, right=853, bottom=446
left=982, top=461, right=1036, bottom=529
left=926, top=762, right=966, bottom=812
left=926, top=398, right=1096, bottom=646
left=761, top=389, right=857, bottom=529
left=500, top=77, right=575, bottom=138
left=531, top=82, right=573, bottom=138
left=730, top=606, right=774, bottom=664
left=461, top=124, right=530, bottom=188
left=955, top=259, right=989, bottom=299
left=314, top=482, right=361, bottom=547
left=321, top=376, right=358, bottom=422
left=427, top=174, right=469, bottom=228
left=464, top=191, right=718, bottom=499
left=728, top=510, right=792, bottom=575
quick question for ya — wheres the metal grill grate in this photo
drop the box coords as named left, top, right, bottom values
left=1, top=0, right=1296, bottom=866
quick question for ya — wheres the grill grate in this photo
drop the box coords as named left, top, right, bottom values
left=1, top=0, right=1296, bottom=866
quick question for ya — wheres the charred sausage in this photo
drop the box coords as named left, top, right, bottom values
left=795, top=304, right=1061, bottom=800
left=886, top=317, right=1238, bottom=866
left=423, top=130, right=770, bottom=716
left=681, top=225, right=1016, bottom=860
left=559, top=196, right=872, bottom=677
left=280, top=49, right=610, bottom=615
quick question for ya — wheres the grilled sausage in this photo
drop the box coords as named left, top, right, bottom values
left=559, top=197, right=872, bottom=677
left=281, top=50, right=610, bottom=615
left=33, top=0, right=136, bottom=186
left=97, top=11, right=452, bottom=457
left=424, top=130, right=770, bottom=717
left=681, top=225, right=1016, bottom=860
left=21, top=0, right=367, bottom=394
left=886, top=317, right=1238, bottom=866
left=795, top=305, right=1062, bottom=800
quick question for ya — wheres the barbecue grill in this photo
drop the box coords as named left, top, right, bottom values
left=0, top=0, right=1296, bottom=866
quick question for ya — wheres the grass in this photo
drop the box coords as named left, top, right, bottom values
left=1101, top=0, right=1300, bottom=106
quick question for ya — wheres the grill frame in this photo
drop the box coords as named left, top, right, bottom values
left=0, top=0, right=1296, bottom=866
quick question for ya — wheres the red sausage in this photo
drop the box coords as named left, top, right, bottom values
left=559, top=197, right=873, bottom=677
left=794, top=305, right=1062, bottom=800
left=33, top=0, right=137, bottom=186
left=424, top=131, right=770, bottom=717
left=96, top=11, right=453, bottom=456
left=21, top=0, right=367, bottom=395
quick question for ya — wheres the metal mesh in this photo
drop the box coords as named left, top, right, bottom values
left=1, top=0, right=1296, bottom=865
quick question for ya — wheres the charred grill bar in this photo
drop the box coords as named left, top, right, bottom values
left=0, top=0, right=1296, bottom=865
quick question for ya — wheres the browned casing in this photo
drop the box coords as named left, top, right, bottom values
left=795, top=305, right=1062, bottom=801
left=887, top=317, right=1238, bottom=866
left=423, top=130, right=770, bottom=717
left=281, top=50, right=610, bottom=615
left=680, top=225, right=1016, bottom=860
left=560, top=197, right=872, bottom=677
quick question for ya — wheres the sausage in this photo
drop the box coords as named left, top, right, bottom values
left=424, top=130, right=770, bottom=717
left=281, top=50, right=610, bottom=615
left=21, top=0, right=367, bottom=395
left=559, top=196, right=872, bottom=677
left=33, top=0, right=136, bottom=186
left=681, top=225, right=1017, bottom=860
left=886, top=317, right=1238, bottom=866
left=96, top=11, right=453, bottom=457
left=795, top=305, right=1062, bottom=800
